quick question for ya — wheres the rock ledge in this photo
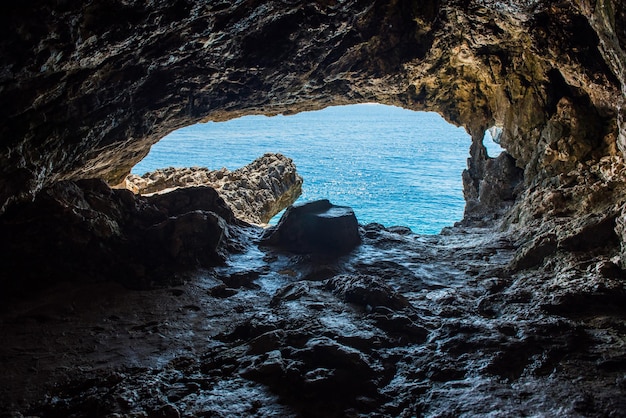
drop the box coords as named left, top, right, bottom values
left=126, top=153, right=303, bottom=225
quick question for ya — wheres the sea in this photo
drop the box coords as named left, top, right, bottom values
left=132, top=104, right=503, bottom=234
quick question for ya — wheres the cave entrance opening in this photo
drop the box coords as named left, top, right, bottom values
left=132, top=103, right=475, bottom=234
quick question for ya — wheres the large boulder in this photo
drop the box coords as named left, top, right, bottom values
left=260, top=200, right=360, bottom=255
left=0, top=179, right=235, bottom=295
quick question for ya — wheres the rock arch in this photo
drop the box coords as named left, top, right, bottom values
left=2, top=1, right=624, bottom=217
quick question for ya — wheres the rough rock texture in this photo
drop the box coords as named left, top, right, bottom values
left=505, top=154, right=626, bottom=269
left=1, top=1, right=624, bottom=216
left=0, top=0, right=624, bottom=270
left=0, top=179, right=242, bottom=295
left=1, top=0, right=626, bottom=416
left=261, top=199, right=361, bottom=255
left=2, top=224, right=626, bottom=417
left=126, top=153, right=303, bottom=224
left=463, top=147, right=525, bottom=221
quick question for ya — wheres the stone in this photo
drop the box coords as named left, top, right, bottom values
left=220, top=270, right=262, bottom=289
left=304, top=336, right=373, bottom=374
left=270, top=282, right=310, bottom=307
left=370, top=312, right=429, bottom=344
left=0, top=179, right=237, bottom=294
left=145, top=185, right=235, bottom=223
left=150, top=404, right=181, bottom=418
left=325, top=274, right=412, bottom=311
left=208, top=284, right=237, bottom=299
left=260, top=200, right=361, bottom=255
left=1, top=1, right=624, bottom=234
left=144, top=210, right=226, bottom=267
left=557, top=212, right=619, bottom=251
left=613, top=204, right=626, bottom=268
left=463, top=151, right=525, bottom=222
left=0, top=0, right=625, bottom=292
left=4, top=218, right=626, bottom=417
left=247, top=330, right=287, bottom=355
left=510, top=233, right=558, bottom=271
left=127, top=153, right=303, bottom=224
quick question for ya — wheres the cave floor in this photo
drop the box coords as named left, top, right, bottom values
left=1, top=224, right=626, bottom=417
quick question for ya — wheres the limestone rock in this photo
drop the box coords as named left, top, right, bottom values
left=510, top=233, right=558, bottom=271
left=0, top=0, right=625, bottom=282
left=3, top=2, right=626, bottom=416
left=506, top=155, right=626, bottom=271
left=260, top=200, right=361, bottom=255
left=126, top=153, right=303, bottom=224
left=4, top=214, right=626, bottom=417
left=463, top=150, right=525, bottom=222
left=1, top=0, right=624, bottom=221
left=146, top=185, right=234, bottom=223
left=615, top=205, right=626, bottom=268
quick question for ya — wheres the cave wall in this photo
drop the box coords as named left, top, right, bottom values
left=1, top=0, right=625, bottom=237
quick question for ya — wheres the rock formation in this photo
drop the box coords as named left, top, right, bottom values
left=0, top=179, right=241, bottom=296
left=261, top=199, right=361, bottom=255
left=126, top=153, right=303, bottom=225
left=1, top=1, right=624, bottom=262
left=1, top=0, right=626, bottom=416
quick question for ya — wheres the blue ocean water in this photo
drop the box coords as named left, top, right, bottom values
left=133, top=104, right=497, bottom=234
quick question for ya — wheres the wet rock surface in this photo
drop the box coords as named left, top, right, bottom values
left=2, top=223, right=625, bottom=417
left=126, top=153, right=303, bottom=225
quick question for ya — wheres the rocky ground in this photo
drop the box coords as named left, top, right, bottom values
left=2, top=219, right=625, bottom=417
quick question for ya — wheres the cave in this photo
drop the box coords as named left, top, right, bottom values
left=1, top=1, right=626, bottom=416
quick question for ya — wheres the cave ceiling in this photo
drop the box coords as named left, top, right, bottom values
left=0, top=0, right=624, bottom=213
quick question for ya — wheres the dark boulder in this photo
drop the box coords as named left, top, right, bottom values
left=146, top=185, right=235, bottom=223
left=0, top=180, right=235, bottom=295
left=260, top=200, right=360, bottom=255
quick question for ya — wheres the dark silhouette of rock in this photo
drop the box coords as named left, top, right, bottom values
left=127, top=153, right=303, bottom=225
left=0, top=180, right=241, bottom=294
left=463, top=150, right=525, bottom=222
left=260, top=200, right=361, bottom=255
left=146, top=185, right=235, bottom=222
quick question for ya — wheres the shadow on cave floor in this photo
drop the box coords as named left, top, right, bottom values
left=1, top=223, right=626, bottom=417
